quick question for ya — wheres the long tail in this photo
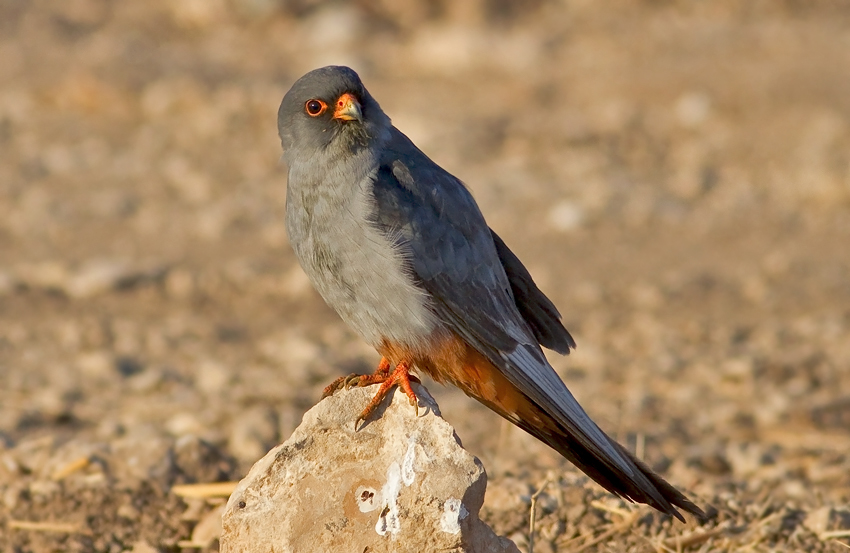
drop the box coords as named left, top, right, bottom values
left=431, top=339, right=705, bottom=522
left=506, top=402, right=704, bottom=521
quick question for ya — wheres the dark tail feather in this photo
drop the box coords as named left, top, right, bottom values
left=442, top=340, right=705, bottom=522
left=512, top=414, right=705, bottom=522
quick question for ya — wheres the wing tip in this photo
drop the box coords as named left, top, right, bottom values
left=538, top=325, right=577, bottom=355
left=653, top=494, right=707, bottom=524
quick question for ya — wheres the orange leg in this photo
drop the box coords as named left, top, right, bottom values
left=320, top=357, right=421, bottom=427
left=355, top=360, right=419, bottom=427
left=321, top=357, right=392, bottom=399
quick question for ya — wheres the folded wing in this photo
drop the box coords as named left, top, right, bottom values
left=368, top=128, right=704, bottom=521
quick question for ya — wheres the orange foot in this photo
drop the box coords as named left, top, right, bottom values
left=321, top=357, right=420, bottom=428
left=321, top=357, right=391, bottom=399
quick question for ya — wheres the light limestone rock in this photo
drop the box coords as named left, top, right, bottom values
left=221, top=383, right=518, bottom=553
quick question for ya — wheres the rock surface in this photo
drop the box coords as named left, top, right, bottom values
left=220, top=384, right=518, bottom=553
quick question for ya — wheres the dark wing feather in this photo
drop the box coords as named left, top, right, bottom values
left=370, top=128, right=703, bottom=521
left=489, top=230, right=576, bottom=354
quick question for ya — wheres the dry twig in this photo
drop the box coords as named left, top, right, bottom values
left=528, top=478, right=551, bottom=553
left=663, top=524, right=729, bottom=549
left=51, top=455, right=91, bottom=481
left=177, top=540, right=210, bottom=548
left=560, top=510, right=642, bottom=553
left=8, top=520, right=84, bottom=534
left=171, top=481, right=238, bottom=498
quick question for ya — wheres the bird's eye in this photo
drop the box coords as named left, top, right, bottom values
left=305, top=99, right=327, bottom=116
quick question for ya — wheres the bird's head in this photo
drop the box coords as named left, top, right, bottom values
left=278, top=66, right=390, bottom=161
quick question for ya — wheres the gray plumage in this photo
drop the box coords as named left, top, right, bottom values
left=278, top=66, right=704, bottom=521
left=281, top=67, right=437, bottom=349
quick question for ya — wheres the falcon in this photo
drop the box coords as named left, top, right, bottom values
left=278, top=66, right=703, bottom=521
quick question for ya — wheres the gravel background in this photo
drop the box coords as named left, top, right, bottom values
left=1, top=1, right=849, bottom=551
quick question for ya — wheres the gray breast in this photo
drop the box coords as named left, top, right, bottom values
left=285, top=151, right=438, bottom=349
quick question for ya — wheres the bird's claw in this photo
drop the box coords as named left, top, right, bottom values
left=322, top=374, right=354, bottom=399
left=323, top=359, right=420, bottom=429
left=343, top=373, right=363, bottom=389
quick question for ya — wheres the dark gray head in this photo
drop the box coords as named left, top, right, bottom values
left=278, top=66, right=390, bottom=161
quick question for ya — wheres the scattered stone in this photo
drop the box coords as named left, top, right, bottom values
left=675, top=92, right=712, bottom=127
left=15, top=262, right=69, bottom=292
left=0, top=270, right=14, bottom=295
left=189, top=504, right=225, bottom=548
left=227, top=405, right=278, bottom=465
left=803, top=506, right=832, bottom=537
left=547, top=200, right=585, bottom=232
left=221, top=384, right=518, bottom=553
left=10, top=260, right=165, bottom=299
left=64, top=259, right=131, bottom=299
left=164, top=268, right=195, bottom=299
left=130, top=541, right=159, bottom=553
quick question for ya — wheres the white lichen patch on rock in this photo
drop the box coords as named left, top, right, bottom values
left=375, top=437, right=417, bottom=536
left=401, top=438, right=416, bottom=486
left=440, top=498, right=469, bottom=534
left=375, top=461, right=402, bottom=536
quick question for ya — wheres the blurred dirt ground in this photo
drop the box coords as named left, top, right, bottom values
left=1, top=1, right=850, bottom=551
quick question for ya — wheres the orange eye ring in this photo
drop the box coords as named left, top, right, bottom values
left=305, top=99, right=327, bottom=117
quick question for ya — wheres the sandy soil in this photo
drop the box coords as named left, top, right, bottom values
left=1, top=1, right=849, bottom=551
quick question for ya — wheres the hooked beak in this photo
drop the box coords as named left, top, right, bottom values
left=332, top=93, right=362, bottom=122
